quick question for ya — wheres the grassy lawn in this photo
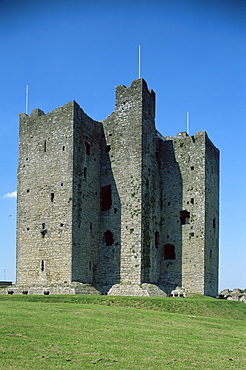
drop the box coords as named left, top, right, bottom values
left=0, top=295, right=245, bottom=369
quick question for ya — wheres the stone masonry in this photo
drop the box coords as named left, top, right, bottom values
left=13, top=79, right=219, bottom=296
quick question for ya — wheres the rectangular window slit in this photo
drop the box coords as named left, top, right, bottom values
left=101, top=185, right=112, bottom=211
left=85, top=142, right=90, bottom=155
left=41, top=260, right=44, bottom=271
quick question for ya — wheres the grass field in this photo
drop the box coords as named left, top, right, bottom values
left=0, top=294, right=245, bottom=369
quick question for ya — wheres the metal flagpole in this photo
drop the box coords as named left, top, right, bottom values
left=186, top=112, right=189, bottom=135
left=138, top=45, right=141, bottom=79
left=26, top=84, right=29, bottom=115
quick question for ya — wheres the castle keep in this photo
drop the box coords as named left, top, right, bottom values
left=16, top=79, right=219, bottom=297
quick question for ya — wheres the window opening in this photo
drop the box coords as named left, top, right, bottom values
left=89, top=261, right=92, bottom=271
left=85, top=142, right=90, bottom=155
left=84, top=167, right=87, bottom=179
left=41, top=260, right=44, bottom=271
left=62, top=145, right=65, bottom=151
left=51, top=193, right=54, bottom=202
left=105, top=145, right=111, bottom=153
left=27, top=189, right=30, bottom=193
left=60, top=223, right=64, bottom=227
left=164, top=244, right=176, bottom=260
left=61, top=183, right=63, bottom=186
left=104, top=230, right=114, bottom=246
left=90, top=222, right=92, bottom=230
left=191, top=198, right=194, bottom=204
left=180, top=210, right=190, bottom=225
left=191, top=166, right=194, bottom=170
left=101, top=185, right=112, bottom=211
left=41, top=223, right=47, bottom=238
left=44, top=140, right=46, bottom=152
left=213, top=218, right=216, bottom=229
left=210, top=249, right=212, bottom=258
left=155, top=231, right=160, bottom=248
left=190, top=232, right=194, bottom=237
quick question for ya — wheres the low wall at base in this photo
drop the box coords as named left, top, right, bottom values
left=0, top=282, right=101, bottom=295
left=107, top=283, right=167, bottom=297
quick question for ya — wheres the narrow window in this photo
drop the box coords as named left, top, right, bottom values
left=51, top=193, right=54, bottom=202
left=164, top=244, right=176, bottom=260
left=41, top=260, right=44, bottom=271
left=44, top=140, right=46, bottom=152
left=85, top=142, right=90, bottom=155
left=62, top=145, right=65, bottom=151
left=191, top=198, right=194, bottom=204
left=101, top=185, right=112, bottom=211
left=155, top=231, right=160, bottom=248
left=41, top=223, right=47, bottom=238
left=180, top=210, right=190, bottom=225
left=104, top=230, right=114, bottom=246
left=210, top=249, right=212, bottom=258
left=84, top=167, right=87, bottom=179
left=61, top=183, right=63, bottom=186
left=213, top=218, right=216, bottom=229
left=89, top=261, right=92, bottom=271
left=90, top=222, right=92, bottom=230
left=105, top=145, right=111, bottom=153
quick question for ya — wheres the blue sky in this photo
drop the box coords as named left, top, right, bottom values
left=0, top=0, right=245, bottom=290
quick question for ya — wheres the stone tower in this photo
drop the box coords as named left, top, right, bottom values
left=16, top=79, right=219, bottom=296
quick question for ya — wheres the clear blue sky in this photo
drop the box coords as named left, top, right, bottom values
left=0, top=0, right=245, bottom=291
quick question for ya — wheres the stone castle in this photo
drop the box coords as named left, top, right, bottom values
left=15, top=79, right=219, bottom=297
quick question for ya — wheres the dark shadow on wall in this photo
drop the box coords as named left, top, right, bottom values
left=97, top=132, right=121, bottom=291
left=159, top=139, right=183, bottom=294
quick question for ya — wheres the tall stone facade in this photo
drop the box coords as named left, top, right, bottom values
left=16, top=79, right=219, bottom=296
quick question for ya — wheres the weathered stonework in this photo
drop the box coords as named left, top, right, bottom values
left=13, top=79, right=219, bottom=296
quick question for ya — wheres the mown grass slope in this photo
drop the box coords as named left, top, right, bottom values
left=0, top=295, right=245, bottom=369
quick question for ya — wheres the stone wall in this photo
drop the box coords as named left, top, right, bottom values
left=159, top=131, right=219, bottom=295
left=15, top=79, right=219, bottom=297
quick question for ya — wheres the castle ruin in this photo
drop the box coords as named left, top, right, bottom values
left=15, top=79, right=219, bottom=297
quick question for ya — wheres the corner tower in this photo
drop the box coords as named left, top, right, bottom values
left=100, top=79, right=161, bottom=289
left=16, top=102, right=103, bottom=286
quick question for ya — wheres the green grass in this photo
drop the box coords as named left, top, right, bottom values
left=0, top=295, right=245, bottom=369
